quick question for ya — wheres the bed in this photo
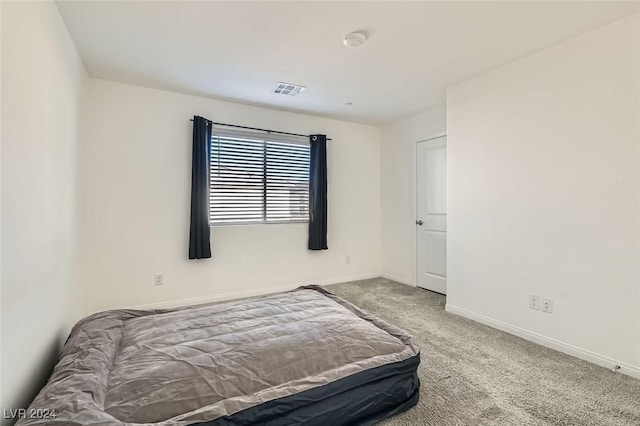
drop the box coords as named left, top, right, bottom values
left=17, top=286, right=420, bottom=425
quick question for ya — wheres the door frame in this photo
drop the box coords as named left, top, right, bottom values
left=412, top=134, right=447, bottom=287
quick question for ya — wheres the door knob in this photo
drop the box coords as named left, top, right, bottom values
left=416, top=220, right=424, bottom=226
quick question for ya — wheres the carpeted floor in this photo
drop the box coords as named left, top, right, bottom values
left=326, top=278, right=640, bottom=426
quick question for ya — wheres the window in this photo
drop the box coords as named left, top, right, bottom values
left=210, top=130, right=310, bottom=225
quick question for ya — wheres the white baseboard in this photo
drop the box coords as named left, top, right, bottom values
left=445, top=304, right=640, bottom=380
left=128, top=272, right=381, bottom=311
left=380, top=274, right=414, bottom=287
left=311, top=272, right=381, bottom=286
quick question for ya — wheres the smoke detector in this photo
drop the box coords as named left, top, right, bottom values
left=273, top=82, right=306, bottom=96
left=343, top=32, right=367, bottom=48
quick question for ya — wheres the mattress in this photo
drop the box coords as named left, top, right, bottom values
left=17, top=286, right=420, bottom=425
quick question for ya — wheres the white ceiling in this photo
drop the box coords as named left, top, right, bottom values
left=56, top=1, right=639, bottom=125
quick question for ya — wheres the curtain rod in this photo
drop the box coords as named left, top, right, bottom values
left=190, top=118, right=332, bottom=141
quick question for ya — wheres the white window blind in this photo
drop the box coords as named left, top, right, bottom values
left=210, top=130, right=310, bottom=225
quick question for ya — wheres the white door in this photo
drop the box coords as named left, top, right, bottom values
left=416, top=137, right=447, bottom=294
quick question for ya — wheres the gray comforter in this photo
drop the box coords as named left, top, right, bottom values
left=17, top=286, right=419, bottom=425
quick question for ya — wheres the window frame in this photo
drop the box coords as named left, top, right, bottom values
left=208, top=129, right=311, bottom=227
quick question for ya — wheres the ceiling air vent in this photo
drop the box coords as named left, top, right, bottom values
left=273, top=82, right=306, bottom=96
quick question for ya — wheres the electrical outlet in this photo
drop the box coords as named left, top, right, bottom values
left=154, top=274, right=164, bottom=286
left=529, top=294, right=540, bottom=310
left=542, top=298, right=553, bottom=313
left=346, top=255, right=351, bottom=265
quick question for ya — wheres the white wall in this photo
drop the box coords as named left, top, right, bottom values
left=80, top=79, right=381, bottom=312
left=0, top=0, right=4, bottom=414
left=380, top=106, right=446, bottom=285
left=446, top=14, right=640, bottom=375
left=1, top=1, right=88, bottom=416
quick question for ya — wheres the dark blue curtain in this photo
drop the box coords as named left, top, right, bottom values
left=308, top=134, right=328, bottom=250
left=189, top=116, right=212, bottom=259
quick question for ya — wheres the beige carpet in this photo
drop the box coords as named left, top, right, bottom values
left=326, top=278, right=640, bottom=426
